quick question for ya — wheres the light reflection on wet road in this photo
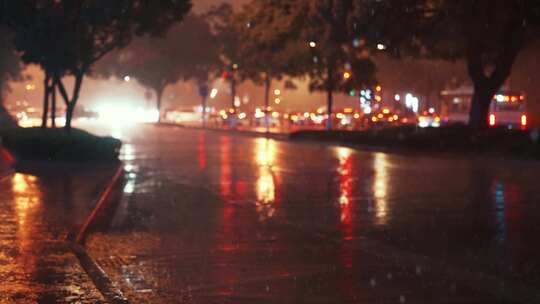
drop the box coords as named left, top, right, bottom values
left=0, top=166, right=114, bottom=303
left=85, top=123, right=540, bottom=303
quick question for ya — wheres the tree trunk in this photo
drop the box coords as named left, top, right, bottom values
left=156, top=89, right=163, bottom=123
left=469, top=85, right=495, bottom=130
left=51, top=78, right=56, bottom=128
left=326, top=88, right=333, bottom=131
left=231, top=77, right=237, bottom=110
left=65, top=103, right=75, bottom=132
left=326, top=66, right=334, bottom=131
left=201, top=95, right=208, bottom=128
left=0, top=79, right=4, bottom=103
left=264, top=76, right=271, bottom=132
left=41, top=74, right=51, bottom=129
left=465, top=27, right=521, bottom=130
left=60, top=72, right=84, bottom=133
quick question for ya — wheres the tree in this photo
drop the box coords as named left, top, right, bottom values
left=205, top=3, right=245, bottom=111
left=97, top=13, right=218, bottom=123
left=354, top=0, right=540, bottom=129
left=374, top=55, right=468, bottom=110
left=234, top=1, right=305, bottom=129
left=240, top=0, right=377, bottom=130
left=3, top=0, right=192, bottom=131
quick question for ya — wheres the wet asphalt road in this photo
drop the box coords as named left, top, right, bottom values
left=30, top=122, right=540, bottom=303
left=0, top=164, right=116, bottom=303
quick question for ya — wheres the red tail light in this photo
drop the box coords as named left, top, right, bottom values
left=489, top=114, right=496, bottom=127
left=521, top=114, right=527, bottom=127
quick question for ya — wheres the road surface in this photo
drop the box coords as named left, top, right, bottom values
left=82, top=123, right=540, bottom=303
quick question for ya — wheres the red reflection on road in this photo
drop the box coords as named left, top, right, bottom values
left=219, top=136, right=231, bottom=199
left=198, top=133, right=206, bottom=170
left=335, top=147, right=357, bottom=299
left=336, top=147, right=354, bottom=241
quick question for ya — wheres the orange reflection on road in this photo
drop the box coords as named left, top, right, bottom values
left=12, top=173, right=41, bottom=230
left=254, top=138, right=278, bottom=221
left=10, top=172, right=43, bottom=286
left=0, top=173, right=43, bottom=304
left=373, top=153, right=389, bottom=225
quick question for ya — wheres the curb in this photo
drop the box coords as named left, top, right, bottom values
left=68, top=165, right=130, bottom=304
left=155, top=122, right=290, bottom=141
left=71, top=243, right=129, bottom=304
left=75, top=165, right=125, bottom=244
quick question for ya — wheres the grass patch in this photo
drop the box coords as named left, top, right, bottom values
left=0, top=127, right=122, bottom=162
left=290, top=125, right=540, bottom=158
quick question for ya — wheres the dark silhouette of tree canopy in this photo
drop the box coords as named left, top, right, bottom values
left=97, top=13, right=218, bottom=122
left=0, top=27, right=21, bottom=102
left=205, top=3, right=244, bottom=111
left=0, top=27, right=22, bottom=125
left=238, top=0, right=377, bottom=130
left=375, top=55, right=468, bottom=108
left=354, top=0, right=540, bottom=129
left=234, top=0, right=306, bottom=126
left=2, top=0, right=192, bottom=131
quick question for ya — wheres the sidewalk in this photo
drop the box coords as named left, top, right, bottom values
left=0, top=159, right=118, bottom=303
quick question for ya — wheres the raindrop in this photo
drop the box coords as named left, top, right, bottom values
left=266, top=285, right=270, bottom=292
left=370, top=278, right=376, bottom=287
left=415, top=266, right=422, bottom=275
left=399, top=295, right=406, bottom=303
left=387, top=273, right=393, bottom=280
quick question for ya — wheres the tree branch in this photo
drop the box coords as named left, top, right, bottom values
left=55, top=76, right=70, bottom=106
left=466, top=41, right=487, bottom=87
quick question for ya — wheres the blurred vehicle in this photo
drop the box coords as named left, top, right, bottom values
left=441, top=87, right=528, bottom=129
left=418, top=110, right=442, bottom=128
left=335, top=108, right=365, bottom=129
left=252, top=107, right=280, bottom=127
left=368, top=108, right=402, bottom=128
left=217, top=108, right=251, bottom=127
left=75, top=107, right=99, bottom=119
left=165, top=107, right=202, bottom=124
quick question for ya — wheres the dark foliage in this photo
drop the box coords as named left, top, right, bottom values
left=0, top=127, right=122, bottom=162
left=354, top=0, right=540, bottom=129
left=2, top=0, right=192, bottom=130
